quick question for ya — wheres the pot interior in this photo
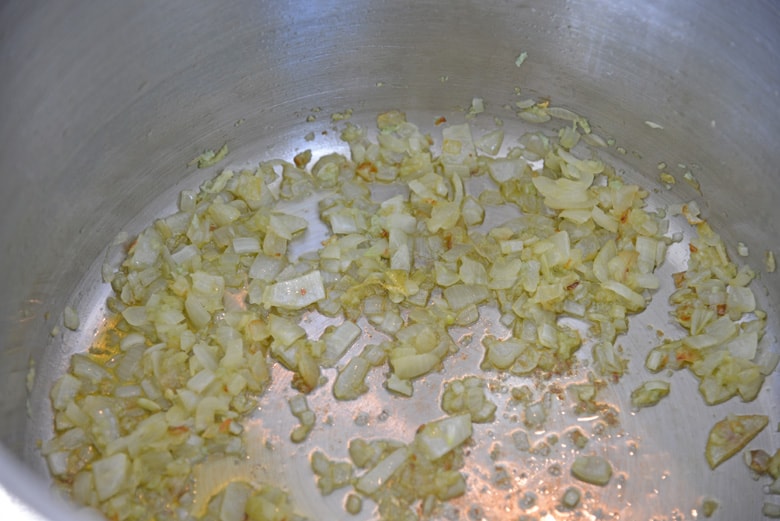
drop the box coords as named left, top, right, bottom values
left=1, top=1, right=778, bottom=520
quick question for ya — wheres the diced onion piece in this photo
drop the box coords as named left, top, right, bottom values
left=593, top=240, right=617, bottom=284
left=461, top=196, right=485, bottom=226
left=208, top=202, right=241, bottom=226
left=46, top=452, right=69, bottom=477
left=192, top=271, right=225, bottom=298
left=415, top=414, right=473, bottom=461
left=129, top=229, right=163, bottom=266
left=72, top=355, right=111, bottom=384
left=187, top=369, right=216, bottom=394
left=559, top=209, right=592, bottom=225
left=389, top=352, right=440, bottom=380
left=268, top=314, right=305, bottom=347
left=122, top=306, right=148, bottom=327
left=232, top=237, right=261, bottom=254
left=321, top=321, right=362, bottom=367
left=92, top=453, right=129, bottom=501
left=475, top=129, right=504, bottom=155
left=488, top=158, right=524, bottom=183
left=727, top=285, right=756, bottom=316
left=333, top=357, right=371, bottom=400
left=50, top=374, right=82, bottom=411
left=705, top=414, right=768, bottom=469
left=592, top=207, right=618, bottom=233
left=531, top=171, right=594, bottom=210
left=482, top=337, right=525, bottom=370
left=385, top=374, right=413, bottom=397
left=195, top=396, right=229, bottom=432
left=755, top=348, right=780, bottom=376
left=519, top=107, right=551, bottom=123
left=570, top=455, right=613, bottom=486
left=427, top=201, right=461, bottom=233
left=185, top=295, right=211, bottom=329
left=459, top=257, right=488, bottom=285
left=630, top=380, right=670, bottom=409
left=355, top=446, right=409, bottom=495
left=262, top=271, right=326, bottom=310
left=724, top=332, right=759, bottom=360
left=763, top=503, right=780, bottom=519
left=602, top=280, right=646, bottom=310
left=443, top=284, right=489, bottom=311
left=633, top=273, right=660, bottom=290
left=500, top=239, right=524, bottom=255
left=468, top=97, right=484, bottom=116
left=269, top=213, right=308, bottom=240
left=248, top=254, right=283, bottom=282
left=441, top=124, right=476, bottom=174
left=63, top=306, right=81, bottom=331
left=441, top=377, right=496, bottom=423
left=701, top=498, right=719, bottom=518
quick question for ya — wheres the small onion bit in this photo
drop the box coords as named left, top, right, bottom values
left=45, top=106, right=774, bottom=521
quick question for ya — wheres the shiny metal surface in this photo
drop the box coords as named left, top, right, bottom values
left=1, top=1, right=778, bottom=520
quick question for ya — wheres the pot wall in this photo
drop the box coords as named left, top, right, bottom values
left=1, top=1, right=778, bottom=519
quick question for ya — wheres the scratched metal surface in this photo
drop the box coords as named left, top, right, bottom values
left=2, top=1, right=779, bottom=520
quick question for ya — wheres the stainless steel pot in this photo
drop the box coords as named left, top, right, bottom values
left=1, top=1, right=778, bottom=520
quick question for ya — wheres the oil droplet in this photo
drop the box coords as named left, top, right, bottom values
left=519, top=491, right=537, bottom=510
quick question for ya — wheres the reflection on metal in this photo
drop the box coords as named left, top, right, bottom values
left=1, top=0, right=779, bottom=520
left=0, top=485, right=45, bottom=521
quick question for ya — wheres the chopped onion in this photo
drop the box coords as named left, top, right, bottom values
left=488, top=158, right=524, bottom=183
left=63, top=306, right=81, bottom=331
left=320, top=321, right=362, bottom=367
left=602, top=280, right=646, bottom=310
left=724, top=332, right=759, bottom=360
left=415, top=414, right=473, bottom=461
left=443, top=284, right=489, bottom=311
left=441, top=124, right=476, bottom=174
left=333, top=356, right=371, bottom=400
left=232, top=237, right=261, bottom=254
left=389, top=352, right=440, bottom=380
left=440, top=376, right=496, bottom=422
left=631, top=380, right=670, bottom=409
left=355, top=446, right=409, bottom=495
left=570, top=455, right=613, bottom=486
left=475, top=129, right=504, bottom=155
left=262, top=271, right=325, bottom=310
left=92, top=453, right=129, bottom=501
left=385, top=373, right=413, bottom=397
left=763, top=503, right=780, bottom=519
left=706, top=414, right=768, bottom=469
left=47, top=107, right=772, bottom=521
